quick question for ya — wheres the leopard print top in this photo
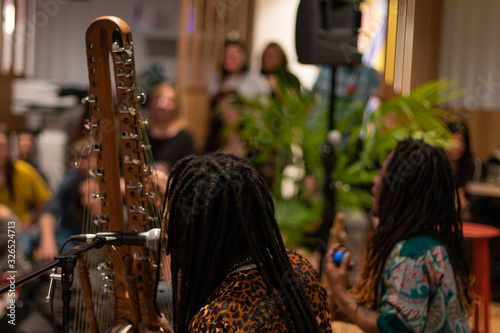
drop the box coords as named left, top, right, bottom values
left=189, top=248, right=332, bottom=332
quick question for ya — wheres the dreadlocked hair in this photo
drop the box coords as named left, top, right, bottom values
left=353, top=139, right=475, bottom=314
left=165, top=152, right=322, bottom=333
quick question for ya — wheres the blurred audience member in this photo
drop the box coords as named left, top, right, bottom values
left=147, top=82, right=195, bottom=172
left=314, top=63, right=379, bottom=104
left=445, top=119, right=481, bottom=221
left=35, top=138, right=96, bottom=261
left=313, top=63, right=379, bottom=148
left=0, top=204, right=33, bottom=330
left=16, top=128, right=50, bottom=185
left=208, top=40, right=270, bottom=98
left=204, top=92, right=246, bottom=157
left=16, top=129, right=44, bottom=176
left=0, top=130, right=52, bottom=259
left=205, top=40, right=272, bottom=160
left=0, top=204, right=31, bottom=274
left=446, top=120, right=481, bottom=186
left=261, top=42, right=301, bottom=98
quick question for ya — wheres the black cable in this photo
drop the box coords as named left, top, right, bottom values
left=58, top=238, right=73, bottom=255
left=49, top=237, right=75, bottom=333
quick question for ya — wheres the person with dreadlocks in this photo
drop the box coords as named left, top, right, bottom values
left=162, top=152, right=332, bottom=333
left=324, top=139, right=474, bottom=332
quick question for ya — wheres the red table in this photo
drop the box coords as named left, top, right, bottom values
left=463, top=222, right=500, bottom=333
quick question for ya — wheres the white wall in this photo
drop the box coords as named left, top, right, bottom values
left=252, top=0, right=320, bottom=90
left=31, top=0, right=318, bottom=88
left=33, top=0, right=179, bottom=86
left=28, top=0, right=180, bottom=188
left=439, top=0, right=500, bottom=111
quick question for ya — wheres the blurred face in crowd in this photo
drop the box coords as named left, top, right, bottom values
left=79, top=178, right=101, bottom=214
left=18, top=132, right=36, bottom=161
left=217, top=96, right=240, bottom=125
left=261, top=44, right=285, bottom=73
left=223, top=44, right=247, bottom=74
left=77, top=154, right=97, bottom=177
left=0, top=132, right=10, bottom=169
left=446, top=132, right=466, bottom=163
left=152, top=85, right=177, bottom=123
left=71, top=138, right=97, bottom=177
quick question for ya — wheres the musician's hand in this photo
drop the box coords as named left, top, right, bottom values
left=326, top=290, right=354, bottom=323
left=158, top=313, right=174, bottom=333
left=137, top=314, right=174, bottom=333
left=324, top=245, right=358, bottom=323
left=323, top=244, right=352, bottom=294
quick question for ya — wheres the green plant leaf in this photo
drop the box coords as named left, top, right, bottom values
left=226, top=76, right=460, bottom=248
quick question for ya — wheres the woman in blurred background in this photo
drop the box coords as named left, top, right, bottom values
left=147, top=82, right=196, bottom=173
left=260, top=42, right=301, bottom=98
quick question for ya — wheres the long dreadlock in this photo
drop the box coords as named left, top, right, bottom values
left=164, top=152, right=322, bottom=333
left=353, top=139, right=475, bottom=314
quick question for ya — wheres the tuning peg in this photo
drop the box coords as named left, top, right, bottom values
left=93, top=215, right=108, bottom=225
left=126, top=180, right=143, bottom=192
left=117, top=80, right=135, bottom=92
left=92, top=191, right=106, bottom=199
left=81, top=94, right=96, bottom=104
left=137, top=92, right=147, bottom=104
left=124, top=155, right=141, bottom=166
left=114, top=55, right=132, bottom=65
left=119, top=104, right=136, bottom=116
left=83, top=119, right=99, bottom=130
left=116, top=68, right=135, bottom=77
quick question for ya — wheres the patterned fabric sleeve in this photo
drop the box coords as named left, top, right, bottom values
left=376, top=238, right=470, bottom=333
left=376, top=251, right=431, bottom=332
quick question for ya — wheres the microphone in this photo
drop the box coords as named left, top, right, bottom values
left=70, top=228, right=162, bottom=251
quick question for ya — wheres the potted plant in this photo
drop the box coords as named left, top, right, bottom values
left=225, top=78, right=459, bottom=248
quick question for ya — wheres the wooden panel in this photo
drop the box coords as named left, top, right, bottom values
left=466, top=110, right=500, bottom=162
left=385, top=0, right=442, bottom=94
left=392, top=0, right=406, bottom=94
left=201, top=0, right=216, bottom=85
left=0, top=0, right=35, bottom=131
left=0, top=77, right=24, bottom=130
left=181, top=87, right=210, bottom=148
left=410, top=0, right=442, bottom=89
left=176, top=0, right=190, bottom=90
left=189, top=0, right=204, bottom=87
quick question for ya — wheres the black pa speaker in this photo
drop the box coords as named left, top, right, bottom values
left=295, top=0, right=362, bottom=65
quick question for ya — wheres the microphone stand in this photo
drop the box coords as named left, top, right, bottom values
left=0, top=237, right=105, bottom=332
left=316, top=65, right=338, bottom=275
